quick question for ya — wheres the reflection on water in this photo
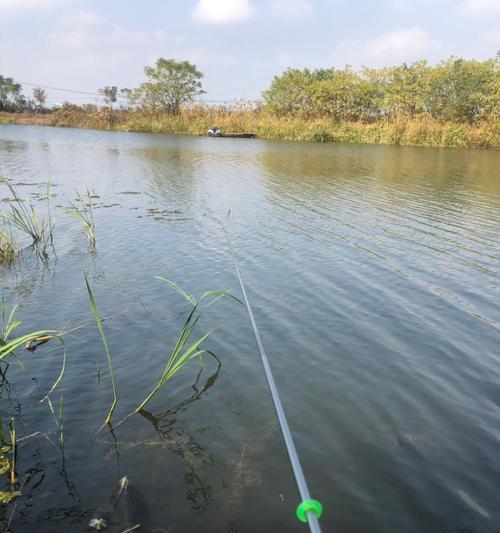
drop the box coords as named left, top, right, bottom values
left=0, top=124, right=499, bottom=532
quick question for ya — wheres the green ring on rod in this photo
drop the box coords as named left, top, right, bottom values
left=296, top=499, right=323, bottom=523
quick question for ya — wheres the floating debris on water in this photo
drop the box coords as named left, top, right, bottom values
left=117, top=476, right=129, bottom=499
left=94, top=203, right=121, bottom=209
left=396, top=432, right=433, bottom=446
left=88, top=517, right=107, bottom=530
left=25, top=334, right=54, bottom=352
left=457, top=489, right=490, bottom=518
left=1, top=197, right=23, bottom=203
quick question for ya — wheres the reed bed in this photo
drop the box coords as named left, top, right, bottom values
left=1, top=109, right=498, bottom=148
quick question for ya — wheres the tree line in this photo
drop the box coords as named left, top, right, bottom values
left=263, top=54, right=500, bottom=124
left=1, top=54, right=499, bottom=124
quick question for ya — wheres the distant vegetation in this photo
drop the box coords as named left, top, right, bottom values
left=264, top=55, right=499, bottom=125
left=1, top=55, right=499, bottom=148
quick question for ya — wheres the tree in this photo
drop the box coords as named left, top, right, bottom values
left=0, top=76, right=22, bottom=111
left=426, top=57, right=500, bottom=123
left=32, top=87, right=46, bottom=112
left=134, top=58, right=205, bottom=114
left=98, top=86, right=118, bottom=107
left=262, top=54, right=499, bottom=124
left=119, top=88, right=134, bottom=109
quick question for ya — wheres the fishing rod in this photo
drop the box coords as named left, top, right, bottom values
left=221, top=222, right=323, bottom=533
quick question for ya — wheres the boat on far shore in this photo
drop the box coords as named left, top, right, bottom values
left=207, top=127, right=256, bottom=139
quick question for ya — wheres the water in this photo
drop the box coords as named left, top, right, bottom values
left=0, top=124, right=499, bottom=533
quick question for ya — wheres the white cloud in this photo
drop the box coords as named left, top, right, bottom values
left=67, top=10, right=105, bottom=27
left=0, top=0, right=64, bottom=8
left=460, top=0, right=500, bottom=14
left=332, top=27, right=442, bottom=67
left=49, top=11, right=147, bottom=51
left=369, top=27, right=439, bottom=58
left=192, top=0, right=255, bottom=24
left=269, top=0, right=313, bottom=19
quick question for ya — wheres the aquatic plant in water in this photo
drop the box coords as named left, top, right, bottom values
left=0, top=226, right=17, bottom=265
left=114, top=278, right=240, bottom=428
left=64, top=189, right=96, bottom=248
left=0, top=302, right=53, bottom=377
left=0, top=307, right=57, bottom=372
left=0, top=177, right=52, bottom=257
left=0, top=418, right=21, bottom=504
left=46, top=396, right=65, bottom=450
left=85, top=273, right=117, bottom=429
left=0, top=301, right=67, bottom=401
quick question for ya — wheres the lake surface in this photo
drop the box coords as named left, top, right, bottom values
left=0, top=124, right=499, bottom=533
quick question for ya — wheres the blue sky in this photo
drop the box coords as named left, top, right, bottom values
left=0, top=0, right=499, bottom=105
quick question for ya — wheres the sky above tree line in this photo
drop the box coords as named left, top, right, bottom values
left=0, top=0, right=499, bottom=105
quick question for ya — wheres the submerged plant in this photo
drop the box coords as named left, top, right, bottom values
left=64, top=189, right=96, bottom=248
left=85, top=273, right=117, bottom=429
left=114, top=278, right=240, bottom=428
left=46, top=396, right=64, bottom=450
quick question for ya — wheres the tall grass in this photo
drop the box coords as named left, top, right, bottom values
left=64, top=189, right=96, bottom=249
left=1, top=108, right=498, bottom=148
left=84, top=273, right=117, bottom=429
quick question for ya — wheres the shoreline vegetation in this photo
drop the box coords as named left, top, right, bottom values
left=1, top=54, right=499, bottom=148
left=1, top=108, right=498, bottom=148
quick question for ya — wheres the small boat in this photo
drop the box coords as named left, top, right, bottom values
left=207, top=127, right=255, bottom=139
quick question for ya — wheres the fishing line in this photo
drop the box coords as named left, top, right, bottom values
left=220, top=221, right=323, bottom=532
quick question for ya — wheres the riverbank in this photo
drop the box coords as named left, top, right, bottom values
left=1, top=109, right=498, bottom=148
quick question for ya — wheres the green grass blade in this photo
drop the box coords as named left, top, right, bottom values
left=155, top=277, right=196, bottom=306
left=84, top=273, right=117, bottom=428
left=40, top=338, right=66, bottom=403
left=200, top=289, right=243, bottom=307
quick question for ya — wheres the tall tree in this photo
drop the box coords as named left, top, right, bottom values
left=135, top=58, right=205, bottom=114
left=32, top=87, right=47, bottom=112
left=0, top=76, right=22, bottom=111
